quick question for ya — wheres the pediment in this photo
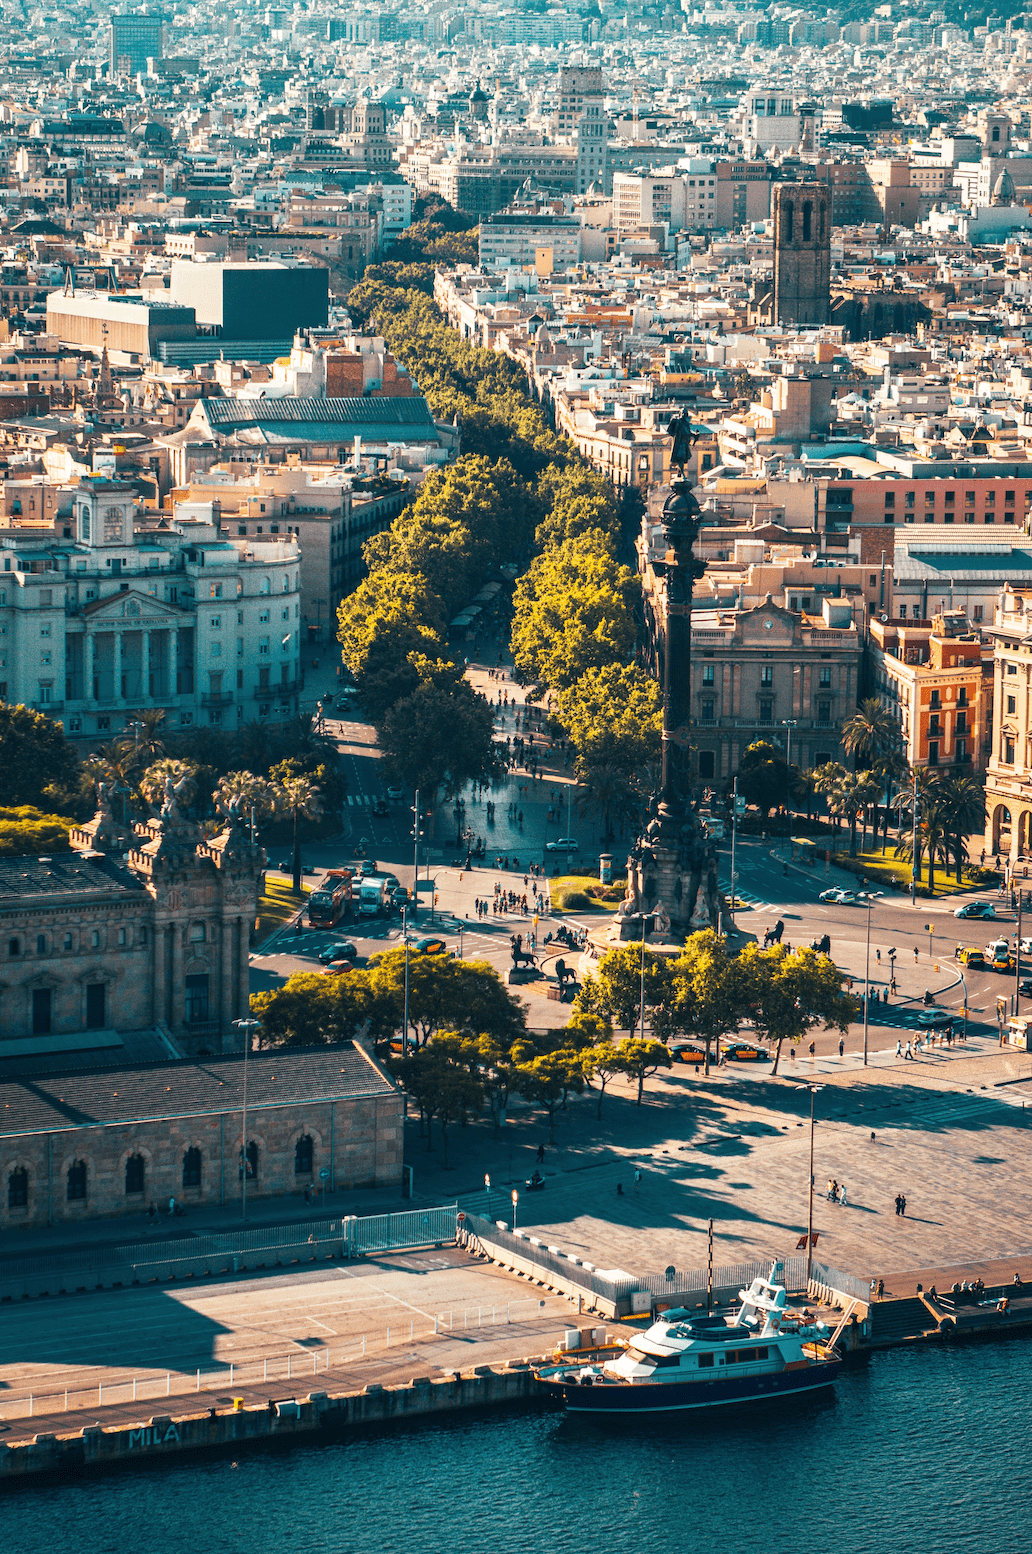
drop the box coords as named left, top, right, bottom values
left=82, top=589, right=181, bottom=622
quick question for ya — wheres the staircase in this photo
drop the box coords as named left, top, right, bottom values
left=868, top=1296, right=936, bottom=1343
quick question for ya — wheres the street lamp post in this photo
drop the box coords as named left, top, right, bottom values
left=232, top=1017, right=258, bottom=1222
left=781, top=720, right=797, bottom=815
left=511, top=1188, right=519, bottom=1233
left=861, top=888, right=883, bottom=1067
left=401, top=903, right=410, bottom=1052
left=803, top=1083, right=822, bottom=1286
left=485, top=1173, right=491, bottom=1219
left=910, top=763, right=920, bottom=909
left=729, top=775, right=739, bottom=929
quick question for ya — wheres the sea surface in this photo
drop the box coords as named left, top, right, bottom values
left=6, top=1339, right=1029, bottom=1554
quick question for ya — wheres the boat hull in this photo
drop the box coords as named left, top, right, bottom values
left=547, top=1360, right=842, bottom=1414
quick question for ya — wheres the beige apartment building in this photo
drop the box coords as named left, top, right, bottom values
left=868, top=610, right=991, bottom=775
left=985, top=586, right=1032, bottom=858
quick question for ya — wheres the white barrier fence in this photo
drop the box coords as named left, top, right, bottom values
left=0, top=1296, right=566, bottom=1423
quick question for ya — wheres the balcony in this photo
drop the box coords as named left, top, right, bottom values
left=254, top=679, right=302, bottom=698
left=201, top=691, right=234, bottom=707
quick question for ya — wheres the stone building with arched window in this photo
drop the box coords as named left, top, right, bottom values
left=0, top=783, right=263, bottom=1063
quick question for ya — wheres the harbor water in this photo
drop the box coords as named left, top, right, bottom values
left=5, top=1339, right=1028, bottom=1552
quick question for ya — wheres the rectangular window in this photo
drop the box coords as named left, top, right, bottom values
left=819, top=667, right=832, bottom=686
left=210, top=583, right=223, bottom=599
left=32, top=987, right=51, bottom=1034
left=973, top=605, right=984, bottom=622
left=701, top=699, right=714, bottom=719
left=85, top=983, right=105, bottom=1029
left=185, top=973, right=209, bottom=1024
left=928, top=741, right=939, bottom=766
left=210, top=615, right=221, bottom=629
left=259, top=636, right=269, bottom=656
left=1006, top=737, right=1016, bottom=764
left=760, top=666, right=773, bottom=686
left=1008, top=695, right=1017, bottom=714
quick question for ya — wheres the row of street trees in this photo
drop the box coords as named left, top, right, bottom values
left=341, top=212, right=650, bottom=832
left=247, top=931, right=855, bottom=1164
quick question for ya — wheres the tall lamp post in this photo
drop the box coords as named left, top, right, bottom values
left=802, top=1082, right=822, bottom=1286
left=781, top=720, right=797, bottom=815
left=232, top=1017, right=258, bottom=1222
left=860, top=886, right=883, bottom=1067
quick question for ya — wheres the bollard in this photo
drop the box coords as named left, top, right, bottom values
left=166, top=1373, right=170, bottom=1396
left=98, top=1384, right=102, bottom=1406
left=230, top=1364, right=233, bottom=1386
left=133, top=1378, right=137, bottom=1401
left=64, top=1391, right=67, bottom=1411
left=264, top=1358, right=267, bottom=1382
left=387, top=1326, right=390, bottom=1347
left=196, top=1370, right=200, bottom=1391
left=288, top=1355, right=291, bottom=1378
left=29, top=1394, right=33, bottom=1416
left=434, top=1315, right=438, bottom=1333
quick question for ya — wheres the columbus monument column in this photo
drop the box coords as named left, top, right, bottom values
left=620, top=412, right=720, bottom=941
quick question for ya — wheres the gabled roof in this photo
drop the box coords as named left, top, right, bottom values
left=199, top=396, right=436, bottom=431
left=81, top=589, right=182, bottom=620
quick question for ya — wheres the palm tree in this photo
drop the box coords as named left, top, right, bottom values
left=842, top=698, right=898, bottom=770
left=936, top=773, right=988, bottom=883
left=791, top=766, right=819, bottom=822
left=814, top=761, right=847, bottom=831
left=140, top=757, right=199, bottom=813
left=894, top=768, right=951, bottom=894
left=832, top=770, right=881, bottom=857
left=213, top=770, right=279, bottom=831
left=275, top=774, right=323, bottom=894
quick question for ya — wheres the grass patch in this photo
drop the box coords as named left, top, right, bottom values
left=832, top=850, right=980, bottom=898
left=549, top=873, right=626, bottom=913
left=255, top=876, right=311, bottom=944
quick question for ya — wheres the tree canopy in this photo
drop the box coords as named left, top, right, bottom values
left=510, top=529, right=639, bottom=691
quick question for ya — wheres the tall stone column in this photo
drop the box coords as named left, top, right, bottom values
left=624, top=477, right=719, bottom=940
left=142, top=631, right=151, bottom=699
left=84, top=631, right=94, bottom=704
left=170, top=919, right=184, bottom=1036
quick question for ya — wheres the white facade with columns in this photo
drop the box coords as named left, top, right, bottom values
left=0, top=477, right=304, bottom=743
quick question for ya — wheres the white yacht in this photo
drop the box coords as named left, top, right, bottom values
left=538, top=1263, right=843, bottom=1415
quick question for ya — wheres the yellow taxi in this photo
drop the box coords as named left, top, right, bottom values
left=671, top=1042, right=707, bottom=1066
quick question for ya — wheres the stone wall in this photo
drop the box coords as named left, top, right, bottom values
left=0, top=1092, right=404, bottom=1230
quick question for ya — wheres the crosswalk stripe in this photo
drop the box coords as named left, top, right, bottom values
left=347, top=794, right=372, bottom=806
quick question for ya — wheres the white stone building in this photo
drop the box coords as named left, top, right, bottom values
left=0, top=476, right=304, bottom=744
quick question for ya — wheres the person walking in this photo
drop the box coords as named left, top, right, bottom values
left=537, top=1143, right=545, bottom=1165
left=905, top=1040, right=914, bottom=1060
left=634, top=1168, right=642, bottom=1194
left=808, top=1041, right=816, bottom=1060
left=894, top=1194, right=902, bottom=1217
left=896, top=1038, right=903, bottom=1057
left=840, top=1183, right=849, bottom=1207
left=838, top=1038, right=845, bottom=1059
left=900, top=1193, right=907, bottom=1217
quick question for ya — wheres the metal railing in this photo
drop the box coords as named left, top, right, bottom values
left=810, top=1260, right=873, bottom=1304
left=1, top=1205, right=459, bottom=1290
left=464, top=1214, right=634, bottom=1303
left=636, top=1256, right=809, bottom=1299
left=0, top=1294, right=565, bottom=1423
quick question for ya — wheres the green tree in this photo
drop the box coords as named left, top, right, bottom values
left=140, top=757, right=199, bottom=812
left=273, top=773, right=323, bottom=894
left=514, top=1047, right=586, bottom=1142
left=249, top=971, right=377, bottom=1046
left=337, top=569, right=446, bottom=683
left=213, top=770, right=279, bottom=825
left=738, top=943, right=855, bottom=1075
left=393, top=1046, right=482, bottom=1165
left=0, top=702, right=80, bottom=811
left=737, top=741, right=789, bottom=816
left=510, top=529, right=639, bottom=692
left=556, top=663, right=662, bottom=773
left=653, top=929, right=742, bottom=1075
left=574, top=943, right=672, bottom=1038
left=366, top=949, right=525, bottom=1049
left=842, top=697, right=898, bottom=770
left=588, top=1040, right=625, bottom=1117
left=936, top=772, right=988, bottom=883
left=377, top=679, right=496, bottom=829
left=0, top=805, right=71, bottom=855
left=575, top=762, right=641, bottom=841
left=607, top=1037, right=672, bottom=1105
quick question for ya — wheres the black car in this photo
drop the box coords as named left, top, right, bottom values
left=1020, top=978, right=1032, bottom=997
left=372, top=797, right=389, bottom=816
left=319, top=941, right=358, bottom=964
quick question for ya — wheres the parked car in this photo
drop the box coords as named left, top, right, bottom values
left=721, top=1042, right=770, bottom=1062
left=671, top=1042, right=707, bottom=1066
left=545, top=837, right=579, bottom=853
left=371, top=797, right=389, bottom=817
left=917, top=1007, right=952, bottom=1028
left=318, top=941, right=357, bottom=964
left=387, top=785, right=404, bottom=801
left=276, top=860, right=314, bottom=875
left=955, top=902, right=995, bottom=919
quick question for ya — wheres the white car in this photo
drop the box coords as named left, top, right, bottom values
left=818, top=888, right=857, bottom=904
left=546, top=837, right=580, bottom=853
left=386, top=785, right=404, bottom=801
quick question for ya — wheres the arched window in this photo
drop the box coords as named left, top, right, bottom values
left=260, top=577, right=271, bottom=595
left=782, top=199, right=794, bottom=242
left=125, top=1154, right=145, bottom=1195
left=295, top=1135, right=313, bottom=1175
left=8, top=1167, right=27, bottom=1208
left=67, top=1161, right=86, bottom=1201
left=802, top=201, right=812, bottom=242
left=282, top=574, right=289, bottom=592
left=182, top=1147, right=202, bottom=1188
left=239, top=1141, right=258, bottom=1181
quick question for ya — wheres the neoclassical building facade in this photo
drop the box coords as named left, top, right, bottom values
left=0, top=785, right=264, bottom=1061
